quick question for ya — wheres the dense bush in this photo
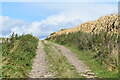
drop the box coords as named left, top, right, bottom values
left=47, top=31, right=119, bottom=71
left=2, top=33, right=39, bottom=78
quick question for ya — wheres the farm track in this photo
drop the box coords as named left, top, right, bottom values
left=29, top=40, right=97, bottom=78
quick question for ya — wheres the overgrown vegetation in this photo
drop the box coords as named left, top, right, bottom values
left=0, top=42, right=2, bottom=79
left=43, top=41, right=83, bottom=78
left=46, top=30, right=119, bottom=78
left=2, top=33, right=39, bottom=78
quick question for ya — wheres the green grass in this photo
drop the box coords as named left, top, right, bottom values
left=43, top=41, right=84, bottom=78
left=49, top=41, right=118, bottom=78
left=65, top=45, right=118, bottom=78
left=2, top=34, right=39, bottom=78
left=0, top=43, right=2, bottom=79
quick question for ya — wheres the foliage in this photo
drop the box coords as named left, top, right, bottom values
left=50, top=32, right=56, bottom=36
left=47, top=31, right=119, bottom=72
left=2, top=33, right=39, bottom=78
left=60, top=29, right=65, bottom=31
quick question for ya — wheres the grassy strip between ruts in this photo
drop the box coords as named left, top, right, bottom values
left=49, top=41, right=118, bottom=79
left=42, top=41, right=84, bottom=78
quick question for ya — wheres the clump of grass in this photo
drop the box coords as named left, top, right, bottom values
left=2, top=33, right=39, bottom=78
left=43, top=41, right=83, bottom=78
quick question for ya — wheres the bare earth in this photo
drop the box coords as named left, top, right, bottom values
left=52, top=42, right=97, bottom=78
left=28, top=40, right=50, bottom=78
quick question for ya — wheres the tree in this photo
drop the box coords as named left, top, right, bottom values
left=50, top=32, right=56, bottom=36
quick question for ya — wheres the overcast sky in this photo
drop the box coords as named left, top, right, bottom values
left=0, top=1, right=118, bottom=39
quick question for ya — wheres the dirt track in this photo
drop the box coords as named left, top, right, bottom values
left=29, top=40, right=97, bottom=78
left=29, top=40, right=49, bottom=78
left=51, top=42, right=97, bottom=78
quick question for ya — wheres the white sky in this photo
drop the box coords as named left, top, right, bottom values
left=1, top=0, right=120, bottom=2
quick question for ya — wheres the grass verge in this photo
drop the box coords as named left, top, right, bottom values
left=65, top=45, right=118, bottom=78
left=0, top=43, right=2, bottom=78
left=2, top=34, right=39, bottom=78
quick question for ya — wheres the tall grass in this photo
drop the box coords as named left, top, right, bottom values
left=0, top=43, right=2, bottom=79
left=2, top=33, right=39, bottom=78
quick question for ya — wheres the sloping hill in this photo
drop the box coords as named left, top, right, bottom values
left=49, top=14, right=119, bottom=38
